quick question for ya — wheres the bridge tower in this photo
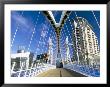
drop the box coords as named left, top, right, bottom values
left=48, top=37, right=54, bottom=65
left=65, top=36, right=71, bottom=63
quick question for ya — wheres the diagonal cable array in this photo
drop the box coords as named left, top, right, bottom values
left=11, top=12, right=24, bottom=47
left=92, top=11, right=100, bottom=29
left=27, top=12, right=40, bottom=51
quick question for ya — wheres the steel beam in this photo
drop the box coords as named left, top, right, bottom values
left=43, top=11, right=71, bottom=53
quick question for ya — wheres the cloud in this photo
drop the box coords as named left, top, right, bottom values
left=41, top=30, right=47, bottom=37
left=12, top=11, right=34, bottom=33
left=42, top=23, right=49, bottom=30
left=40, top=23, right=49, bottom=37
left=12, top=12, right=28, bottom=28
left=39, top=41, right=46, bottom=45
left=36, top=48, right=40, bottom=51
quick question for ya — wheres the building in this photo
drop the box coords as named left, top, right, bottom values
left=11, top=49, right=34, bottom=71
left=72, top=17, right=100, bottom=66
left=36, top=53, right=48, bottom=63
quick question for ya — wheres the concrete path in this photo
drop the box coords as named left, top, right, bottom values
left=37, top=68, right=86, bottom=77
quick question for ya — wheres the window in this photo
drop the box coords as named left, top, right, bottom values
left=87, top=28, right=90, bottom=31
left=87, top=31, right=89, bottom=34
left=88, top=35, right=91, bottom=38
left=88, top=38, right=90, bottom=41
left=90, top=49, right=93, bottom=53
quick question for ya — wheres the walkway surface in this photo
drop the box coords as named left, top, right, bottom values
left=37, top=68, right=86, bottom=77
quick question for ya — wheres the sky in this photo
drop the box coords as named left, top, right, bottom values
left=11, top=11, right=100, bottom=60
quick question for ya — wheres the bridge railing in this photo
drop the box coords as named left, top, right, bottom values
left=64, top=63, right=100, bottom=77
left=11, top=64, right=56, bottom=77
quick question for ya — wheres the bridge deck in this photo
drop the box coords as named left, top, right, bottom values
left=37, top=68, right=86, bottom=77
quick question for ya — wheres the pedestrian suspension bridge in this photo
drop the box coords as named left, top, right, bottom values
left=11, top=11, right=100, bottom=77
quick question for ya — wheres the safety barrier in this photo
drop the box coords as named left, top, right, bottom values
left=64, top=63, right=100, bottom=77
left=11, top=64, right=56, bottom=77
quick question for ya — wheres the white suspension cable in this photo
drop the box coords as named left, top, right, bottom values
left=11, top=12, right=24, bottom=47
left=28, top=12, right=40, bottom=51
left=11, top=24, right=19, bottom=47
left=92, top=11, right=100, bottom=29
left=74, top=11, right=78, bottom=17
